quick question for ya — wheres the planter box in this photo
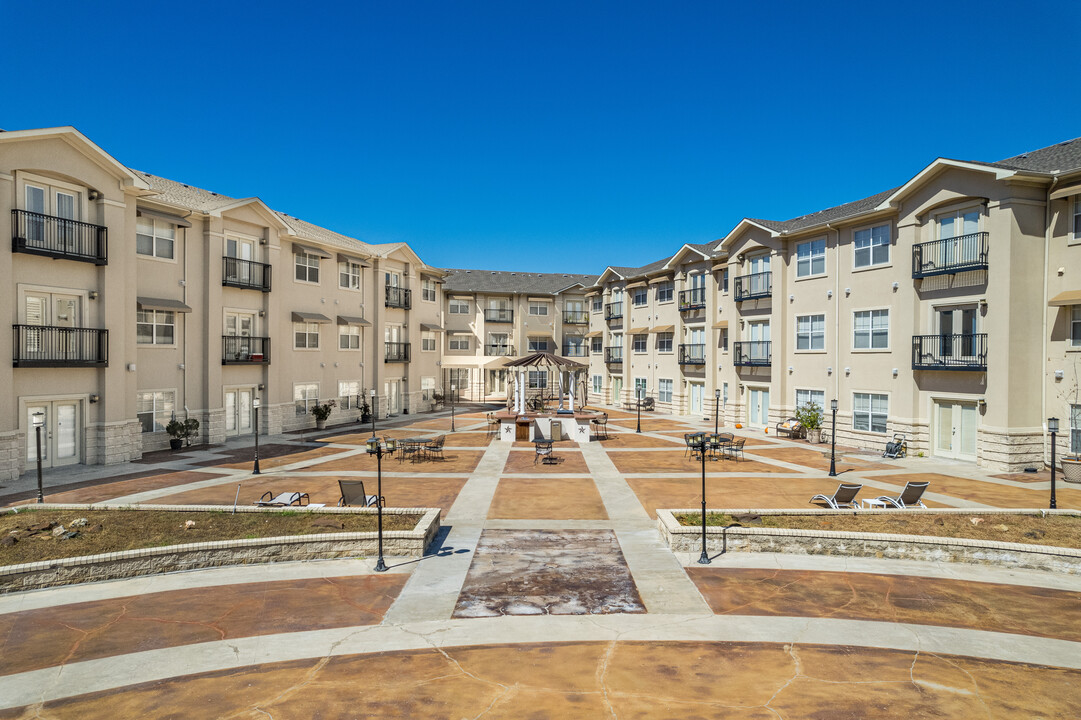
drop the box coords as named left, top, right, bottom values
left=0, top=504, right=440, bottom=593
left=1062, top=458, right=1081, bottom=484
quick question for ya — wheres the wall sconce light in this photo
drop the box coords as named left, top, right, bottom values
left=334, top=362, right=339, bottom=367
left=178, top=363, right=185, bottom=370
left=89, top=394, right=100, bottom=403
left=979, top=298, right=988, bottom=309
left=258, top=310, right=266, bottom=317
left=844, top=366, right=851, bottom=375
left=892, top=368, right=898, bottom=376
left=89, top=291, right=99, bottom=300
left=127, top=363, right=136, bottom=372
left=827, top=290, right=833, bottom=298
left=258, top=383, right=265, bottom=390
left=844, top=287, right=851, bottom=296
left=978, top=399, right=987, bottom=411
left=738, top=383, right=744, bottom=392
left=789, top=294, right=795, bottom=302
left=320, top=362, right=326, bottom=368
left=788, top=366, right=794, bottom=373
left=739, top=319, right=745, bottom=329
left=891, top=282, right=899, bottom=291
left=827, top=366, right=833, bottom=374
left=1055, top=370, right=1065, bottom=380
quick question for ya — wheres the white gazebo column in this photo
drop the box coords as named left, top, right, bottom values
left=568, top=371, right=576, bottom=412
left=557, top=370, right=565, bottom=410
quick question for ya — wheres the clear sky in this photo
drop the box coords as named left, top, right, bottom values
left=5, top=0, right=1079, bottom=274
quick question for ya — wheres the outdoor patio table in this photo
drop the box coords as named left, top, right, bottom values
left=862, top=498, right=888, bottom=510
left=398, top=438, right=428, bottom=463
left=708, top=434, right=732, bottom=460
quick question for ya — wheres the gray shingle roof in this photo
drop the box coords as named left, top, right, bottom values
left=986, top=136, right=1081, bottom=173
left=747, top=187, right=899, bottom=235
left=443, top=269, right=599, bottom=295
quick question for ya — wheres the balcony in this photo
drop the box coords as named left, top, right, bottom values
left=385, top=341, right=411, bottom=362
left=912, top=233, right=989, bottom=279
left=385, top=286, right=412, bottom=309
left=678, top=343, right=706, bottom=365
left=484, top=308, right=514, bottom=323
left=222, top=257, right=272, bottom=292
left=912, top=334, right=988, bottom=371
left=733, top=341, right=771, bottom=367
left=734, top=271, right=772, bottom=302
left=485, top=343, right=516, bottom=356
left=605, top=302, right=623, bottom=320
left=562, top=344, right=588, bottom=357
left=222, top=336, right=270, bottom=364
left=11, top=209, right=108, bottom=265
left=562, top=310, right=589, bottom=324
left=13, top=325, right=108, bottom=367
left=678, top=287, right=706, bottom=311
left=604, top=346, right=623, bottom=363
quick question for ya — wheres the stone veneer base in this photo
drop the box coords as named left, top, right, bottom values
left=657, top=508, right=1081, bottom=575
left=0, top=504, right=440, bottom=593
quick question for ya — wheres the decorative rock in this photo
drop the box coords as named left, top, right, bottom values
left=184, top=520, right=196, bottom=529
left=1, top=536, right=16, bottom=547
left=69, top=518, right=88, bottom=528
left=28, top=522, right=55, bottom=533
left=51, top=525, right=66, bottom=537
left=84, top=524, right=103, bottom=533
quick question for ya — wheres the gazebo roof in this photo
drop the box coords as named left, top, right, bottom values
left=503, top=351, right=587, bottom=369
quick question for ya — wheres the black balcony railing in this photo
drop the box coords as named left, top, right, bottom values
left=484, top=308, right=514, bottom=323
left=604, top=346, right=623, bottom=363
left=733, top=341, right=771, bottom=367
left=222, top=335, right=270, bottom=364
left=678, top=287, right=706, bottom=311
left=734, top=272, right=772, bottom=302
left=562, top=344, right=588, bottom=357
left=562, top=310, right=589, bottom=324
left=605, top=302, right=623, bottom=320
left=912, top=334, right=988, bottom=371
left=222, top=257, right=272, bottom=292
left=385, top=286, right=412, bottom=309
left=912, top=233, right=989, bottom=279
left=678, top=343, right=706, bottom=365
left=485, top=343, right=516, bottom=356
left=11, top=209, right=108, bottom=265
left=13, top=325, right=108, bottom=367
left=385, top=341, right=411, bottom=362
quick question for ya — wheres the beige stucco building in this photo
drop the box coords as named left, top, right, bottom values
left=2, top=127, right=1079, bottom=476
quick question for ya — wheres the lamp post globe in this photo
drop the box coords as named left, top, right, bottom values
left=32, top=412, right=45, bottom=503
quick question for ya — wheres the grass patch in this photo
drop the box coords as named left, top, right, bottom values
left=673, top=512, right=1081, bottom=549
left=1, top=509, right=422, bottom=565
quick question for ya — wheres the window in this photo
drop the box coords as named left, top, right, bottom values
left=633, top=334, right=647, bottom=353
left=658, top=378, right=673, bottom=403
left=853, top=393, right=888, bottom=433
left=592, top=375, right=602, bottom=394
left=796, top=389, right=825, bottom=413
left=339, top=324, right=360, bottom=350
left=720, top=269, right=729, bottom=293
left=449, top=299, right=470, bottom=314
left=294, top=383, right=319, bottom=415
left=1074, top=198, right=1081, bottom=241
left=421, top=376, right=436, bottom=401
left=136, top=390, right=174, bottom=432
left=449, top=335, right=470, bottom=350
left=136, top=217, right=176, bottom=259
left=656, top=282, right=673, bottom=303
left=591, top=337, right=603, bottom=353
left=295, top=322, right=320, bottom=349
left=1072, top=404, right=1081, bottom=453
left=295, top=251, right=320, bottom=283
left=796, top=314, right=825, bottom=350
left=528, top=336, right=549, bottom=352
left=339, top=260, right=362, bottom=290
left=339, top=381, right=360, bottom=409
left=137, top=309, right=175, bottom=345
left=633, top=288, right=648, bottom=306
left=854, top=225, right=890, bottom=268
left=528, top=302, right=549, bottom=316
left=853, top=310, right=889, bottom=349
left=592, top=297, right=603, bottom=312
left=448, top=368, right=470, bottom=395
left=720, top=328, right=729, bottom=352
left=528, top=370, right=548, bottom=389
left=1072, top=306, right=1081, bottom=348
left=796, top=238, right=826, bottom=278
left=658, top=332, right=673, bottom=353
left=633, top=378, right=648, bottom=398
left=422, top=278, right=437, bottom=302
left=422, top=331, right=436, bottom=351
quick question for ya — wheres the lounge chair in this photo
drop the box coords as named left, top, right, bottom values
left=775, top=418, right=802, bottom=438
left=337, top=479, right=381, bottom=507
left=534, top=439, right=556, bottom=464
left=724, top=437, right=746, bottom=461
left=874, top=481, right=929, bottom=509
left=255, top=491, right=310, bottom=507
left=424, top=435, right=446, bottom=461
left=809, top=483, right=863, bottom=510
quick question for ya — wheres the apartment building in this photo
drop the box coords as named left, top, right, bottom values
left=440, top=270, right=595, bottom=402
left=0, top=127, right=443, bottom=482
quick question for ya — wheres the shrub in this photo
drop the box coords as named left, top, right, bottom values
left=794, top=401, right=822, bottom=431
left=311, top=400, right=336, bottom=422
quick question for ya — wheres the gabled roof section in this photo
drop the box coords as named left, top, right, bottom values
left=442, top=269, right=598, bottom=295
left=985, top=136, right=1081, bottom=174
left=666, top=240, right=719, bottom=267
left=0, top=126, right=150, bottom=190
left=717, top=218, right=782, bottom=250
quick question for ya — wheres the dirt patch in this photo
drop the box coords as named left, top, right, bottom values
left=674, top=512, right=1081, bottom=549
left=0, top=509, right=422, bottom=566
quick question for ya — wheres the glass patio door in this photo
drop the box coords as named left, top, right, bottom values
left=937, top=210, right=980, bottom=266
left=224, top=388, right=253, bottom=436
left=26, top=401, right=81, bottom=468
left=935, top=401, right=978, bottom=460
left=749, top=387, right=770, bottom=427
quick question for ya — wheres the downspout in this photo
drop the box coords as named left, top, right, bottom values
left=1042, top=177, right=1059, bottom=465
left=827, top=222, right=839, bottom=410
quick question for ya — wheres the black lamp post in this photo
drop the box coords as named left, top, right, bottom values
left=450, top=383, right=456, bottom=432
left=365, top=435, right=397, bottom=572
left=1049, top=417, right=1059, bottom=510
left=636, top=386, right=643, bottom=433
left=697, top=434, right=710, bottom=564
left=32, top=412, right=44, bottom=503
left=828, top=399, right=838, bottom=478
left=252, top=398, right=261, bottom=475
left=370, top=389, right=377, bottom=438
left=714, top=388, right=721, bottom=435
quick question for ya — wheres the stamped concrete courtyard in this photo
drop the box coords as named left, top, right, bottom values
left=1, top=407, right=1079, bottom=718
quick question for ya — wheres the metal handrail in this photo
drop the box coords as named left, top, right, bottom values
left=222, top=257, right=272, bottom=291
left=484, top=308, right=514, bottom=322
left=385, top=286, right=412, bottom=309
left=911, top=333, right=987, bottom=370
left=485, top=344, right=516, bottom=356
left=13, top=325, right=108, bottom=367
left=562, top=310, right=589, bottom=324
left=605, top=302, right=623, bottom=320
left=734, top=271, right=771, bottom=302
left=604, top=346, right=623, bottom=362
left=384, top=341, right=411, bottom=362
left=678, top=343, right=706, bottom=364
left=678, top=287, right=706, bottom=310
left=732, top=340, right=771, bottom=366
left=561, top=345, right=589, bottom=357
left=222, top=335, right=270, bottom=364
left=912, top=232, right=989, bottom=278
left=11, top=209, right=108, bottom=265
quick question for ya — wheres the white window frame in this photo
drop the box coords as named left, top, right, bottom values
left=796, top=313, right=826, bottom=351
left=720, top=268, right=729, bottom=294
left=295, top=251, right=320, bottom=283
left=853, top=309, right=890, bottom=350
left=449, top=335, right=470, bottom=351
left=528, top=336, right=550, bottom=352
left=658, top=378, right=673, bottom=403
left=528, top=301, right=550, bottom=316
left=795, top=238, right=826, bottom=278
left=421, top=376, right=436, bottom=401
left=339, top=381, right=361, bottom=409
left=449, top=298, right=470, bottom=314
left=136, top=217, right=177, bottom=260
left=527, top=370, right=548, bottom=389
left=632, top=287, right=648, bottom=306
left=657, top=332, right=673, bottom=353
left=294, top=322, right=320, bottom=349
left=853, top=224, right=890, bottom=269
left=1071, top=305, right=1081, bottom=348
left=422, top=278, right=437, bottom=302
left=421, top=331, right=436, bottom=352
left=720, top=327, right=729, bottom=353
left=294, top=383, right=319, bottom=415
left=592, top=374, right=603, bottom=394
left=656, top=282, right=673, bottom=303
left=339, top=260, right=362, bottom=290
left=1072, top=404, right=1081, bottom=453
left=795, top=388, right=825, bottom=413
left=136, top=389, right=175, bottom=433
left=853, top=392, right=888, bottom=434
left=137, top=309, right=176, bottom=346
left=339, top=324, right=361, bottom=350
left=1073, top=198, right=1081, bottom=244
left=591, top=297, right=603, bottom=312
left=633, top=334, right=647, bottom=353
left=591, top=337, right=603, bottom=353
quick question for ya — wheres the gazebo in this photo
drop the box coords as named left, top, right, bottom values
left=494, top=352, right=599, bottom=442
left=503, top=351, right=587, bottom=414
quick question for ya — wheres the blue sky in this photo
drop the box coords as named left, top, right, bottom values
left=5, top=1, right=1079, bottom=273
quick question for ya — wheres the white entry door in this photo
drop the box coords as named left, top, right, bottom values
left=224, top=388, right=254, bottom=436
left=689, top=382, right=704, bottom=414
left=612, top=377, right=623, bottom=404
left=385, top=380, right=401, bottom=415
left=749, top=387, right=770, bottom=427
left=935, top=401, right=978, bottom=460
left=26, top=401, right=81, bottom=468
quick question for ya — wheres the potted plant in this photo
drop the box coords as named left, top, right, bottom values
left=795, top=401, right=823, bottom=444
left=165, top=420, right=185, bottom=451
left=311, top=399, right=336, bottom=430
left=1063, top=455, right=1081, bottom=484
left=360, top=395, right=372, bottom=424
left=432, top=392, right=444, bottom=411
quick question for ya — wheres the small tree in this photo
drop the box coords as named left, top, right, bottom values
left=311, top=399, right=336, bottom=422
left=182, top=418, right=200, bottom=447
left=794, top=401, right=822, bottom=432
